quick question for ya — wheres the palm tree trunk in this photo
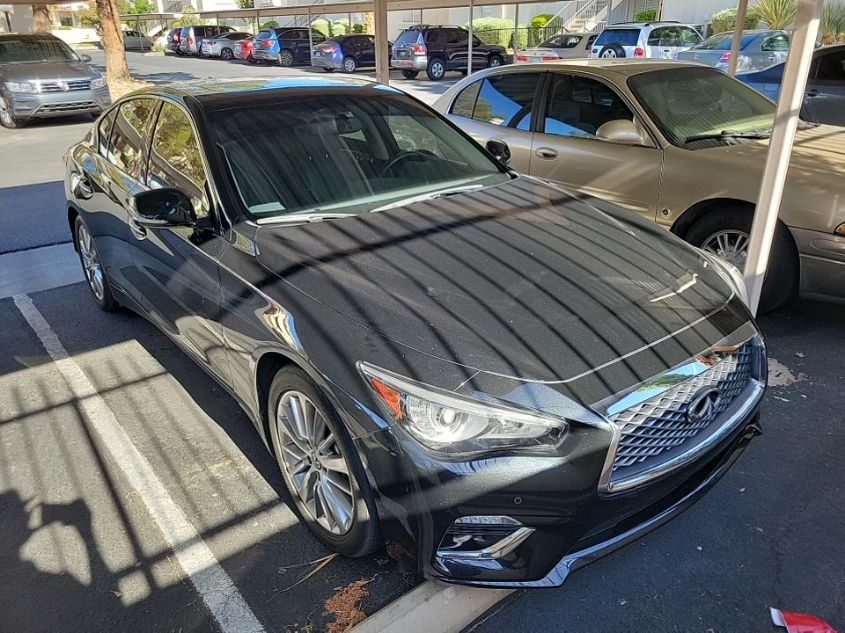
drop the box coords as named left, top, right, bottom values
left=95, top=0, right=132, bottom=88
left=31, top=4, right=51, bottom=32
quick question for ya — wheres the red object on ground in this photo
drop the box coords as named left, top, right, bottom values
left=771, top=608, right=837, bottom=633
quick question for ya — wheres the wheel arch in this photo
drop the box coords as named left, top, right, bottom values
left=68, top=205, right=80, bottom=251
left=670, top=197, right=755, bottom=239
left=254, top=351, right=296, bottom=453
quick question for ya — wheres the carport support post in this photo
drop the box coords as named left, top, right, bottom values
left=727, top=0, right=749, bottom=76
left=743, top=0, right=823, bottom=315
left=374, top=0, right=389, bottom=84
left=513, top=3, right=519, bottom=57
left=307, top=8, right=314, bottom=66
left=467, top=0, right=474, bottom=74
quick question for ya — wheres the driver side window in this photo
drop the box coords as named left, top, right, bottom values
left=147, top=102, right=209, bottom=217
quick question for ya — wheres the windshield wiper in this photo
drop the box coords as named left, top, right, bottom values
left=684, top=129, right=772, bottom=144
left=256, top=212, right=355, bottom=225
left=372, top=184, right=484, bottom=213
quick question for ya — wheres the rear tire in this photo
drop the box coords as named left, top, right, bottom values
left=221, top=47, right=234, bottom=60
left=278, top=49, right=295, bottom=66
left=401, top=69, right=419, bottom=79
left=426, top=57, right=446, bottom=81
left=487, top=53, right=504, bottom=68
left=267, top=367, right=383, bottom=557
left=342, top=55, right=357, bottom=73
left=684, top=207, right=798, bottom=313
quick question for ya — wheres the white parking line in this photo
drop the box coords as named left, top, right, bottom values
left=12, top=293, right=266, bottom=633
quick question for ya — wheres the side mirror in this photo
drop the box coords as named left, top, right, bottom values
left=133, top=188, right=195, bottom=228
left=596, top=119, right=649, bottom=146
left=486, top=138, right=511, bottom=166
left=80, top=54, right=92, bottom=63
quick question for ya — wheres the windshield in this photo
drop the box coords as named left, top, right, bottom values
left=0, top=37, right=77, bottom=63
left=628, top=67, right=777, bottom=147
left=208, top=92, right=507, bottom=220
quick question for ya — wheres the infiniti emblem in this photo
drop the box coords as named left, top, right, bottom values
left=687, top=387, right=721, bottom=424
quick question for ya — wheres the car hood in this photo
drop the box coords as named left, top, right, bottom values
left=0, top=60, right=97, bottom=81
left=254, top=177, right=738, bottom=385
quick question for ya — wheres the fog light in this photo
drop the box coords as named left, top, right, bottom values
left=436, top=516, right=534, bottom=561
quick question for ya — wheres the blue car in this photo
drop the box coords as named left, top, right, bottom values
left=251, top=27, right=326, bottom=66
left=738, top=43, right=845, bottom=126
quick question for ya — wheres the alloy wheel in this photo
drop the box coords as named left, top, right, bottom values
left=77, top=222, right=105, bottom=301
left=430, top=60, right=444, bottom=79
left=601, top=49, right=617, bottom=58
left=275, top=391, right=355, bottom=535
left=278, top=50, right=294, bottom=66
left=489, top=56, right=502, bottom=67
left=701, top=229, right=750, bottom=269
left=343, top=56, right=356, bottom=72
left=0, top=96, right=16, bottom=128
left=221, top=48, right=233, bottom=60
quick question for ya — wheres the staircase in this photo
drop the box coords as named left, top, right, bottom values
left=552, top=0, right=625, bottom=34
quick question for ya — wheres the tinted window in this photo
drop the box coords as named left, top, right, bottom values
left=697, top=32, right=758, bottom=50
left=443, top=29, right=467, bottom=45
left=543, top=74, right=633, bottom=138
left=471, top=73, right=541, bottom=130
left=761, top=34, right=789, bottom=51
left=209, top=94, right=505, bottom=219
left=425, top=30, right=439, bottom=44
left=97, top=108, right=117, bottom=157
left=815, top=49, right=845, bottom=80
left=594, top=28, right=640, bottom=48
left=395, top=30, right=422, bottom=46
left=108, top=98, right=158, bottom=179
left=451, top=80, right=482, bottom=118
left=148, top=102, right=208, bottom=217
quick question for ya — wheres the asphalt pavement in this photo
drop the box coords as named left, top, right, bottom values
left=1, top=50, right=843, bottom=633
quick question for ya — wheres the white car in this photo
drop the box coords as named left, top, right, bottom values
left=590, top=21, right=701, bottom=59
left=515, top=32, right=597, bottom=63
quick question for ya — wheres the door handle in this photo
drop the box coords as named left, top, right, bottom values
left=535, top=147, right=558, bottom=160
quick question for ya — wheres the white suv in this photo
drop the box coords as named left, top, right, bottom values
left=591, top=22, right=702, bottom=59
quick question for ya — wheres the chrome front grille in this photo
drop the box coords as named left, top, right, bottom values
left=40, top=79, right=91, bottom=92
left=603, top=336, right=763, bottom=492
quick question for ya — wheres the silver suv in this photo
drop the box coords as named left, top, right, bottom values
left=591, top=21, right=701, bottom=59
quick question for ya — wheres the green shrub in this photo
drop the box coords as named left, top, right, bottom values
left=465, top=16, right=513, bottom=47
left=711, top=6, right=759, bottom=33
left=822, top=2, right=845, bottom=43
left=634, top=8, right=657, bottom=22
left=311, top=18, right=331, bottom=37
left=528, top=13, right=561, bottom=46
left=755, top=0, right=797, bottom=29
left=352, top=23, right=364, bottom=34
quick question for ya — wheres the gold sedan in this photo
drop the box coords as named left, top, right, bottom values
left=434, top=59, right=845, bottom=311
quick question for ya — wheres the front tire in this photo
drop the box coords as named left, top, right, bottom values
left=278, top=49, right=295, bottom=67
left=487, top=53, right=504, bottom=68
left=220, top=47, right=234, bottom=60
left=426, top=57, right=446, bottom=81
left=0, top=96, right=23, bottom=129
left=268, top=367, right=382, bottom=557
left=75, top=216, right=118, bottom=311
left=684, top=207, right=798, bottom=313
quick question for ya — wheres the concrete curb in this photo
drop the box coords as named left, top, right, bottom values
left=350, top=581, right=513, bottom=633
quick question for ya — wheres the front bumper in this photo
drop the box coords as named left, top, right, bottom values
left=391, top=55, right=427, bottom=71
left=6, top=87, right=110, bottom=120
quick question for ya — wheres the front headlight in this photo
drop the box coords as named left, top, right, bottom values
left=6, top=81, right=36, bottom=94
left=90, top=76, right=107, bottom=90
left=359, top=363, right=567, bottom=456
left=701, top=250, right=749, bottom=306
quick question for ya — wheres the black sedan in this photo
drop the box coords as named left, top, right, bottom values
left=64, top=77, right=766, bottom=587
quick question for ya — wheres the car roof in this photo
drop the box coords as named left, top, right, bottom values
left=518, top=58, right=700, bottom=76
left=0, top=32, right=62, bottom=40
left=604, top=21, right=692, bottom=28
left=128, top=76, right=403, bottom=103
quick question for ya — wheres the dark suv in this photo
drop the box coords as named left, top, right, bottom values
left=391, top=25, right=507, bottom=81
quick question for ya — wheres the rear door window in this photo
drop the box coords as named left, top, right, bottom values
left=97, top=108, right=117, bottom=157
left=108, top=98, right=159, bottom=180
left=470, top=72, right=542, bottom=130
left=761, top=34, right=790, bottom=52
left=814, top=49, right=845, bottom=80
